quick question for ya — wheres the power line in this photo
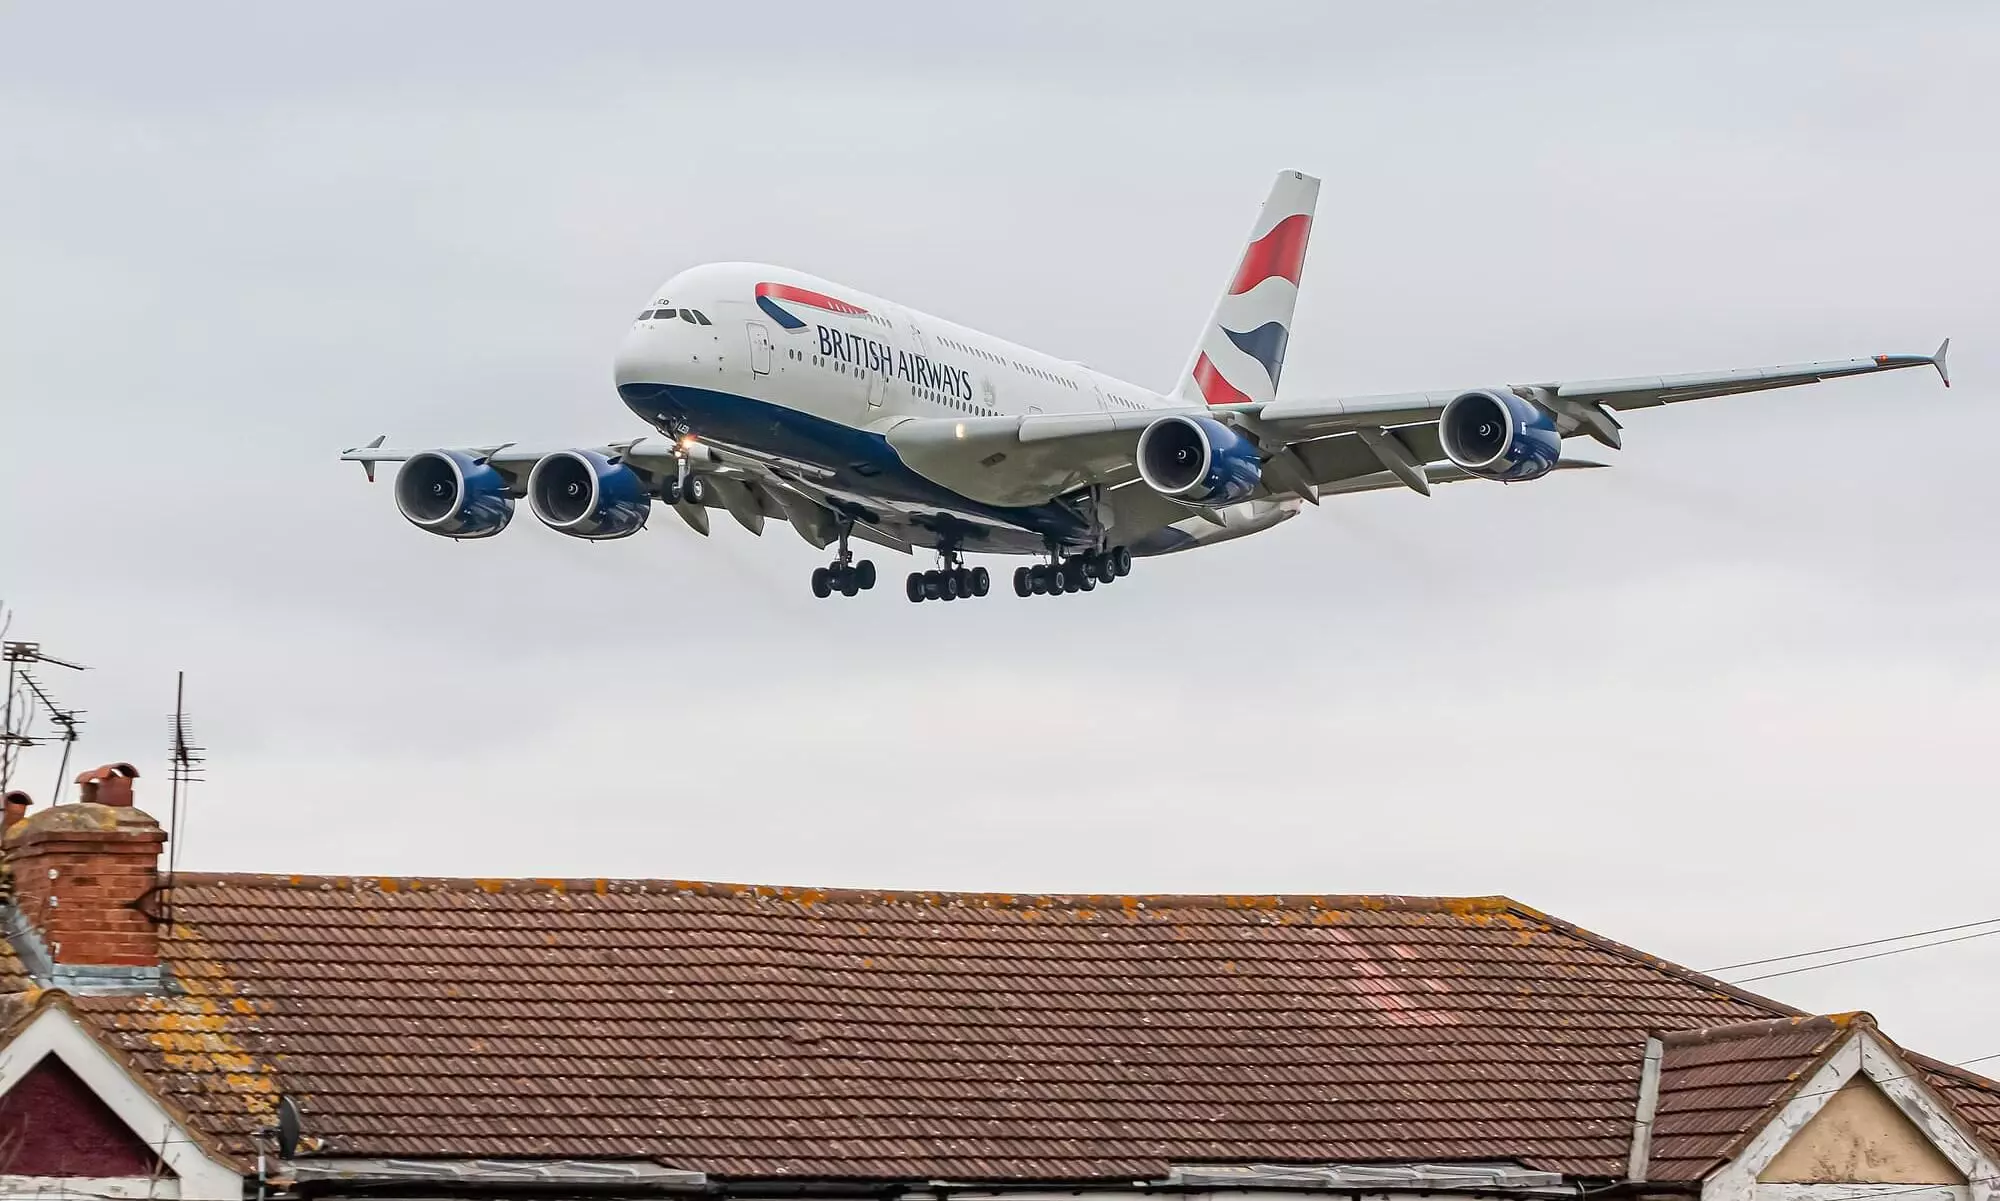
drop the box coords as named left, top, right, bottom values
left=1783, top=1051, right=2000, bottom=1108
left=1710, top=916, right=2000, bottom=973
left=1729, top=926, right=2000, bottom=984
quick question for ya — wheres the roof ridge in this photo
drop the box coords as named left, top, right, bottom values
left=1491, top=900, right=1807, bottom=1021
left=162, top=873, right=1536, bottom=913
left=1657, top=1012, right=1873, bottom=1047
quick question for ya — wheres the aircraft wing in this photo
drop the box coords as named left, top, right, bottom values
left=1250, top=340, right=1951, bottom=444
left=884, top=341, right=1950, bottom=507
left=338, top=435, right=915, bottom=550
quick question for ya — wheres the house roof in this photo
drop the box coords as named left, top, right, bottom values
left=42, top=873, right=1837, bottom=1184
left=1643, top=1015, right=1858, bottom=1181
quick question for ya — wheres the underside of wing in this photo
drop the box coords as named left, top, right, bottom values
left=882, top=412, right=1150, bottom=507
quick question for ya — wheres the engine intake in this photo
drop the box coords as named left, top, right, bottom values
left=527, top=450, right=651, bottom=540
left=1136, top=415, right=1263, bottom=505
left=1438, top=389, right=1562, bottom=482
left=394, top=450, right=514, bottom=539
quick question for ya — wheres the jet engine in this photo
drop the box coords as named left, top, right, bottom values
left=393, top=450, right=515, bottom=539
left=527, top=450, right=651, bottom=539
left=1135, top=414, right=1263, bottom=505
left=1437, top=389, right=1562, bottom=482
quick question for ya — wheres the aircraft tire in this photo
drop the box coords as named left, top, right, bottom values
left=906, top=572, right=925, bottom=603
left=811, top=567, right=832, bottom=599
left=1112, top=546, right=1132, bottom=576
left=971, top=566, right=991, bottom=596
left=1013, top=566, right=1032, bottom=597
left=856, top=560, right=877, bottom=590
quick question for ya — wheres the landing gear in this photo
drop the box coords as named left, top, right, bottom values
left=906, top=547, right=990, bottom=604
left=810, top=520, right=875, bottom=600
left=1019, top=547, right=1130, bottom=598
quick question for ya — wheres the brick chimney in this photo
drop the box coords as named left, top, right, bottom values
left=2, top=763, right=168, bottom=993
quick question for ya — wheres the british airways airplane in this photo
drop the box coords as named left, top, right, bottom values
left=343, top=170, right=1950, bottom=604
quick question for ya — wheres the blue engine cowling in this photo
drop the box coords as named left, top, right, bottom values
left=393, top=450, right=515, bottom=539
left=1135, top=414, right=1263, bottom=505
left=1438, top=389, right=1562, bottom=481
left=526, top=450, right=651, bottom=539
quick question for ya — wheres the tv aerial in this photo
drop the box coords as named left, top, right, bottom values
left=1, top=628, right=89, bottom=798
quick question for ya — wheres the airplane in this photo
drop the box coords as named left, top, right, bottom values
left=343, top=169, right=1951, bottom=604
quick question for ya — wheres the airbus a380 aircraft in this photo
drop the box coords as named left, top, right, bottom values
left=343, top=170, right=1950, bottom=604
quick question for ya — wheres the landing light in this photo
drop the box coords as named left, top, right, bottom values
left=955, top=422, right=965, bottom=439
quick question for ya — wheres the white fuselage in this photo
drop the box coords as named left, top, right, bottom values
left=615, top=262, right=1167, bottom=428
left=611, top=262, right=1298, bottom=556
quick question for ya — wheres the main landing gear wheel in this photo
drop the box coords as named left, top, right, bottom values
left=1017, top=548, right=1131, bottom=598
left=906, top=549, right=991, bottom=604
left=810, top=519, right=874, bottom=600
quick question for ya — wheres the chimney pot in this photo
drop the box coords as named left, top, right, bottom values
left=2, top=789, right=30, bottom=833
left=75, top=762, right=140, bottom=807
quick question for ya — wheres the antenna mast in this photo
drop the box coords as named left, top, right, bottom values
left=166, top=672, right=205, bottom=931
left=1, top=624, right=89, bottom=795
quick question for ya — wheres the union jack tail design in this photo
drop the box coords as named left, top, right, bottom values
left=1174, top=171, right=1320, bottom=408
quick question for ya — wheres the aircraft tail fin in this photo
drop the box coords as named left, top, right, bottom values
left=1172, top=170, right=1320, bottom=408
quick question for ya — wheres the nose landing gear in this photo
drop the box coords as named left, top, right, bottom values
left=810, top=519, right=876, bottom=599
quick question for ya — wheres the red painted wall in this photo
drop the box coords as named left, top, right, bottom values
left=0, top=1056, right=163, bottom=1177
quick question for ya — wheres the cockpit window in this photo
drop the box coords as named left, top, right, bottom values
left=638, top=307, right=709, bottom=324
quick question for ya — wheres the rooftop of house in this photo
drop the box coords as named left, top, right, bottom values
left=5, top=787, right=2000, bottom=1190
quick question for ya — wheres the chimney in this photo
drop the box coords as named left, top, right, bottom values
left=2, top=763, right=167, bottom=993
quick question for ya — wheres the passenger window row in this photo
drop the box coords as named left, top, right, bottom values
left=918, top=386, right=995, bottom=417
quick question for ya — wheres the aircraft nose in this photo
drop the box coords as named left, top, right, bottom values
left=614, top=318, right=671, bottom=388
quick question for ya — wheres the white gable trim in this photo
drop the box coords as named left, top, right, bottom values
left=1, top=1177, right=181, bottom=1200
left=0, top=1006, right=243, bottom=1201
left=1703, top=1031, right=1999, bottom=1201
left=1755, top=1187, right=1962, bottom=1201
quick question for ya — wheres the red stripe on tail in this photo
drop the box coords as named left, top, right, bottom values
left=1228, top=212, right=1311, bottom=295
left=1192, top=353, right=1253, bottom=407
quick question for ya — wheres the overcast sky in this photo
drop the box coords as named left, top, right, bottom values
left=3, top=3, right=1996, bottom=1061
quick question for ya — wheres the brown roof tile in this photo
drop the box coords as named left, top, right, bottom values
left=1643, top=1015, right=1856, bottom=1181
left=33, top=876, right=1820, bottom=1182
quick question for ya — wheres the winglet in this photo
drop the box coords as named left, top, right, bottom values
left=1932, top=338, right=1951, bottom=388
left=344, top=435, right=387, bottom=483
